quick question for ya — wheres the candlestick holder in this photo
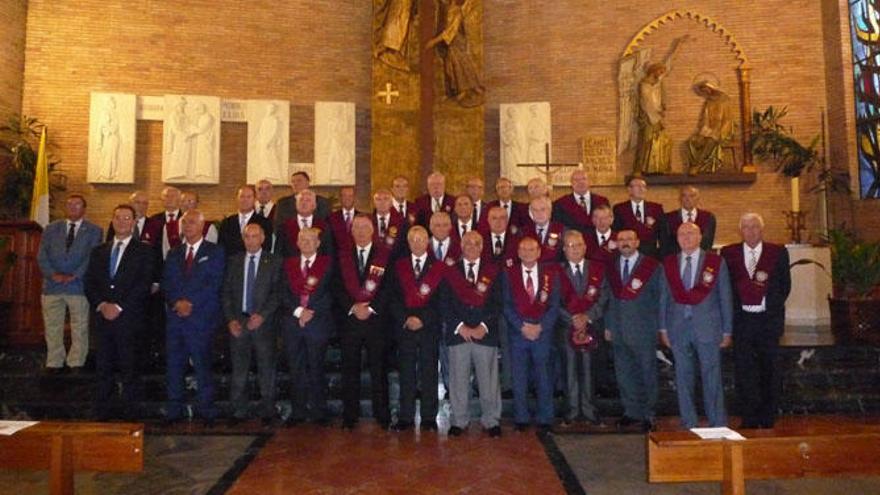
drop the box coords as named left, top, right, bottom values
left=783, top=210, right=807, bottom=244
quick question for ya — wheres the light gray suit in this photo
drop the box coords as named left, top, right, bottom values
left=222, top=250, right=284, bottom=419
left=659, top=250, right=733, bottom=428
left=557, top=259, right=609, bottom=422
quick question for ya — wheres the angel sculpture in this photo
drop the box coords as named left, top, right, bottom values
left=618, top=36, right=689, bottom=175
left=374, top=0, right=415, bottom=72
left=425, top=0, right=485, bottom=108
left=685, top=75, right=737, bottom=174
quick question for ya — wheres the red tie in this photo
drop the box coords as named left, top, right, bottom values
left=184, top=246, right=195, bottom=275
left=525, top=269, right=536, bottom=302
left=300, top=259, right=311, bottom=308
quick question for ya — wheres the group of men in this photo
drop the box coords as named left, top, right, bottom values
left=36, top=169, right=790, bottom=433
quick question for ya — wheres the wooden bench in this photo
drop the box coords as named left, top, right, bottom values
left=0, top=421, right=144, bottom=495
left=648, top=420, right=880, bottom=495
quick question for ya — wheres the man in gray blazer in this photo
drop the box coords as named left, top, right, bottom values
left=659, top=222, right=733, bottom=429
left=604, top=229, right=663, bottom=432
left=222, top=223, right=284, bottom=426
left=37, top=194, right=103, bottom=372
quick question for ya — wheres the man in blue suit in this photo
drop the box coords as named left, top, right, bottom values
left=37, top=194, right=103, bottom=373
left=502, top=237, right=560, bottom=432
left=659, top=222, right=733, bottom=428
left=162, top=209, right=225, bottom=426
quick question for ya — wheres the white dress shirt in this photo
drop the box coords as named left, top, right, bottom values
left=432, top=237, right=447, bottom=260
left=742, top=242, right=766, bottom=312
left=574, top=192, right=592, bottom=213
left=681, top=208, right=698, bottom=223
left=239, top=210, right=255, bottom=232
left=630, top=200, right=645, bottom=221
left=297, top=214, right=313, bottom=229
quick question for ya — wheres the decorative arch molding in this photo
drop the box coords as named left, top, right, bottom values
left=621, top=9, right=755, bottom=171
left=623, top=9, right=749, bottom=69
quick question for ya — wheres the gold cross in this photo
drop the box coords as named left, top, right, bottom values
left=377, top=82, right=400, bottom=105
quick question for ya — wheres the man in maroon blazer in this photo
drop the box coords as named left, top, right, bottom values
left=584, top=204, right=619, bottom=265
left=521, top=196, right=565, bottom=263
left=428, top=211, right=460, bottom=264
left=552, top=169, right=610, bottom=233
left=372, top=189, right=407, bottom=260
left=414, top=172, right=456, bottom=226
left=486, top=177, right=528, bottom=234
left=665, top=186, right=716, bottom=253
left=276, top=189, right=332, bottom=258
left=391, top=175, right=418, bottom=226
left=327, top=185, right=360, bottom=253
left=612, top=177, right=668, bottom=257
left=480, top=205, right=520, bottom=267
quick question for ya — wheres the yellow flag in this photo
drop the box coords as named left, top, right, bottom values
left=29, top=127, right=49, bottom=227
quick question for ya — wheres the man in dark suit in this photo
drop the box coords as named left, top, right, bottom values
left=389, top=226, right=446, bottom=431
left=557, top=230, right=609, bottom=426
left=612, top=177, right=668, bottom=257
left=162, top=209, right=225, bottom=426
left=274, top=171, right=331, bottom=229
left=276, top=189, right=333, bottom=258
left=450, top=195, right=478, bottom=246
left=445, top=231, right=503, bottom=438
left=465, top=177, right=490, bottom=230
left=414, top=171, right=456, bottom=227
left=604, top=229, right=663, bottom=432
left=85, top=204, right=154, bottom=420
left=391, top=175, right=418, bottom=226
left=428, top=211, right=460, bottom=263
left=520, top=196, right=565, bottom=263
left=255, top=179, right=277, bottom=221
left=222, top=223, right=283, bottom=427
left=105, top=190, right=150, bottom=242
left=487, top=177, right=528, bottom=234
left=552, top=169, right=610, bottom=233
left=659, top=222, right=733, bottom=429
left=281, top=227, right=335, bottom=426
left=721, top=213, right=791, bottom=429
left=665, top=186, right=717, bottom=253
left=217, top=185, right=274, bottom=256
left=327, top=185, right=360, bottom=253
left=334, top=215, right=393, bottom=430
left=502, top=237, right=560, bottom=432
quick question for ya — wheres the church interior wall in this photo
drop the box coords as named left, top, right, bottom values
left=15, top=0, right=876, bottom=242
left=0, top=0, right=27, bottom=179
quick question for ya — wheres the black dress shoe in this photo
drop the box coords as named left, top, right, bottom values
left=227, top=417, right=243, bottom=428
left=260, top=417, right=273, bottom=428
left=514, top=423, right=529, bottom=432
left=203, top=418, right=216, bottom=428
left=486, top=426, right=502, bottom=438
left=68, top=366, right=84, bottom=376
left=44, top=366, right=64, bottom=376
left=641, top=420, right=654, bottom=433
left=617, top=416, right=640, bottom=428
left=284, top=417, right=304, bottom=428
left=313, top=417, right=331, bottom=427
left=160, top=417, right=180, bottom=428
left=420, top=420, right=438, bottom=432
left=377, top=420, right=391, bottom=431
left=536, top=424, right=552, bottom=434
left=447, top=426, right=464, bottom=437
left=341, top=419, right=357, bottom=431
left=392, top=421, right=413, bottom=432
left=585, top=416, right=606, bottom=427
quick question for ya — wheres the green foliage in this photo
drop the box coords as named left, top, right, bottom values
left=826, top=229, right=880, bottom=299
left=750, top=106, right=849, bottom=193
left=0, top=114, right=62, bottom=219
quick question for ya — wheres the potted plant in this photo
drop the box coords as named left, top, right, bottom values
left=826, top=229, right=880, bottom=345
left=0, top=114, right=64, bottom=220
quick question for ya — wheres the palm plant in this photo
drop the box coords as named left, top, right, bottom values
left=0, top=114, right=63, bottom=219
left=826, top=229, right=880, bottom=299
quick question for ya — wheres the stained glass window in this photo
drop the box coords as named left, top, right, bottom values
left=850, top=0, right=880, bottom=198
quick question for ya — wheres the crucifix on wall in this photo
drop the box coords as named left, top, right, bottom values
left=517, top=143, right=580, bottom=188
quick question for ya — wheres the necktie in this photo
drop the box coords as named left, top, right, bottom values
left=460, top=223, right=467, bottom=237
left=600, top=234, right=606, bottom=245
left=472, top=205, right=479, bottom=225
left=344, top=211, right=351, bottom=231
left=185, top=245, right=195, bottom=276
left=494, top=235, right=503, bottom=256
left=259, top=205, right=266, bottom=217
left=379, top=216, right=387, bottom=236
left=579, top=195, right=588, bottom=213
left=358, top=248, right=366, bottom=274
left=687, top=210, right=694, bottom=223
left=635, top=204, right=643, bottom=223
left=435, top=241, right=443, bottom=260
left=575, top=263, right=584, bottom=289
left=109, top=241, right=122, bottom=278
left=433, top=198, right=440, bottom=212
left=299, top=258, right=311, bottom=308
left=168, top=212, right=175, bottom=223
left=748, top=249, right=758, bottom=278
left=245, top=255, right=256, bottom=313
left=537, top=227, right=545, bottom=243
left=467, top=262, right=476, bottom=284
left=683, top=255, right=694, bottom=290
left=301, top=217, right=308, bottom=229
left=240, top=214, right=247, bottom=233
left=525, top=269, right=536, bottom=302
left=622, top=258, right=630, bottom=282
left=414, top=258, right=422, bottom=277
left=302, top=258, right=311, bottom=277
left=134, top=219, right=142, bottom=240
left=66, top=222, right=76, bottom=251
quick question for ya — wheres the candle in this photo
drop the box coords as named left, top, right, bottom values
left=791, top=176, right=800, bottom=212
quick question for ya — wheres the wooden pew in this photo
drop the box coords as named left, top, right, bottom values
left=647, top=420, right=880, bottom=495
left=0, top=421, right=144, bottom=495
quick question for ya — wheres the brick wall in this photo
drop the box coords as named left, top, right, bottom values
left=19, top=0, right=870, bottom=243
left=0, top=0, right=26, bottom=119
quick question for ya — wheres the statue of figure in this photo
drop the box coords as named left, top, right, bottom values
left=686, top=78, right=736, bottom=174
left=166, top=97, right=193, bottom=180
left=374, top=0, right=415, bottom=72
left=501, top=106, right=526, bottom=182
left=97, top=96, right=120, bottom=180
left=326, top=105, right=355, bottom=184
left=618, top=36, right=689, bottom=175
left=256, top=103, right=285, bottom=181
left=525, top=103, right=549, bottom=162
left=189, top=102, right=216, bottom=180
left=425, top=0, right=485, bottom=108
